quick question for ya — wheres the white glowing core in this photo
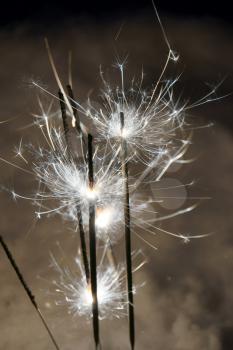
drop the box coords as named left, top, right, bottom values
left=83, top=287, right=93, bottom=304
left=121, top=127, right=131, bottom=138
left=95, top=207, right=114, bottom=229
left=85, top=187, right=99, bottom=201
left=83, top=285, right=108, bottom=306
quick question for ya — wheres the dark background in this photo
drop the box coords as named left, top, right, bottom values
left=0, top=0, right=233, bottom=27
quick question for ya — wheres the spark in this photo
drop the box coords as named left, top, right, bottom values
left=52, top=256, right=127, bottom=320
left=87, top=63, right=188, bottom=167
left=2, top=3, right=217, bottom=308
left=95, top=207, right=117, bottom=229
left=9, top=122, right=205, bottom=246
left=34, top=147, right=123, bottom=213
left=0, top=156, right=33, bottom=175
left=1, top=5, right=220, bottom=350
left=14, top=138, right=28, bottom=164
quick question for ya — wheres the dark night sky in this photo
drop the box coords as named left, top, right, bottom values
left=0, top=0, right=233, bottom=27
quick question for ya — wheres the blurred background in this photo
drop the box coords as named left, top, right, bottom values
left=0, top=1, right=233, bottom=349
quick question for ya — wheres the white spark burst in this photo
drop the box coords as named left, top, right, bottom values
left=9, top=119, right=208, bottom=247
left=33, top=131, right=124, bottom=216
left=52, top=256, right=127, bottom=320
left=87, top=68, right=186, bottom=165
left=0, top=1, right=218, bottom=279
left=0, top=5, right=222, bottom=349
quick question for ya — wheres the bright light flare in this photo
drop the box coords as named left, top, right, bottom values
left=53, top=257, right=126, bottom=320
left=32, top=130, right=124, bottom=220
left=95, top=207, right=115, bottom=229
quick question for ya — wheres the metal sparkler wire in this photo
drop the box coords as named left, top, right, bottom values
left=1, top=7, right=220, bottom=348
left=58, top=90, right=90, bottom=284
left=120, top=112, right=135, bottom=350
left=0, top=235, right=61, bottom=350
left=87, top=134, right=100, bottom=349
left=66, top=84, right=87, bottom=165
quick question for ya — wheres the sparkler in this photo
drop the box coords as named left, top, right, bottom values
left=0, top=3, right=221, bottom=349
left=32, top=55, right=215, bottom=349
left=52, top=254, right=127, bottom=320
left=58, top=89, right=90, bottom=283
left=87, top=133, right=100, bottom=349
left=57, top=87, right=101, bottom=346
left=120, top=111, right=135, bottom=349
left=66, top=84, right=83, bottom=139
left=58, top=90, right=69, bottom=144
left=3, top=64, right=214, bottom=348
left=51, top=246, right=147, bottom=320
left=0, top=235, right=60, bottom=350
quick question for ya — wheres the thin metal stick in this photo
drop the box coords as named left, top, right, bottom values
left=106, top=239, right=117, bottom=268
left=0, top=235, right=60, bottom=350
left=66, top=85, right=82, bottom=135
left=66, top=84, right=86, bottom=161
left=76, top=207, right=90, bottom=283
left=58, top=90, right=90, bottom=283
left=87, top=134, right=100, bottom=349
left=68, top=51, right=72, bottom=88
left=120, top=112, right=135, bottom=350
left=58, top=90, right=69, bottom=144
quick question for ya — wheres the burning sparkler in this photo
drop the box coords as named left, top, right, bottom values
left=52, top=255, right=126, bottom=320
left=0, top=2, right=221, bottom=349
left=51, top=246, right=146, bottom=321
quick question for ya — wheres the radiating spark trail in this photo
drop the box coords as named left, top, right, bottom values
left=0, top=156, right=33, bottom=175
left=3, top=10, right=220, bottom=349
left=52, top=255, right=127, bottom=320
left=14, top=138, right=28, bottom=164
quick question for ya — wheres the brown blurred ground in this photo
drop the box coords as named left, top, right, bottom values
left=0, top=14, right=233, bottom=350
